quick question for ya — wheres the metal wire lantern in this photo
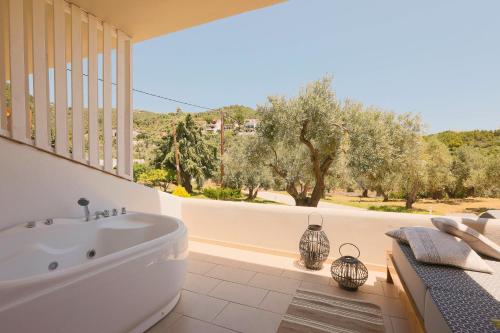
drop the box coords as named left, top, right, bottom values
left=330, top=243, right=368, bottom=291
left=299, top=213, right=330, bottom=270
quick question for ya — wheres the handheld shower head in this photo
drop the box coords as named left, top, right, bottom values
left=78, top=198, right=90, bottom=221
left=78, top=198, right=89, bottom=206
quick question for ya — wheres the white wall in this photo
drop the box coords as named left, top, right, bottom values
left=1, top=136, right=435, bottom=267
left=0, top=138, right=181, bottom=229
left=182, top=198, right=435, bottom=267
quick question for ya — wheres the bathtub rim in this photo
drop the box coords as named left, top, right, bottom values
left=0, top=212, right=187, bottom=286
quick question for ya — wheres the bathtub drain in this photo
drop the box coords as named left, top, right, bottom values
left=48, top=261, right=58, bottom=271
left=87, top=249, right=96, bottom=259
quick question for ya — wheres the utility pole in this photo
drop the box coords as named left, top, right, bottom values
left=173, top=107, right=181, bottom=185
left=220, top=109, right=224, bottom=187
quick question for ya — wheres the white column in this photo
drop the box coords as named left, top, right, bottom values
left=32, top=0, right=49, bottom=150
left=88, top=14, right=99, bottom=168
left=53, top=0, right=68, bottom=156
left=8, top=0, right=29, bottom=143
left=102, top=22, right=113, bottom=172
left=71, top=4, right=83, bottom=162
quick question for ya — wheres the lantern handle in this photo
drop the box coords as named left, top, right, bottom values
left=307, top=212, right=323, bottom=227
left=339, top=243, right=360, bottom=258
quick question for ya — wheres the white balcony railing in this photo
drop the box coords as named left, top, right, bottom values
left=0, top=0, right=133, bottom=180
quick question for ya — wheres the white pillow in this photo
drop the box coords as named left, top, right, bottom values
left=462, top=217, right=500, bottom=244
left=385, top=228, right=408, bottom=244
left=403, top=227, right=493, bottom=273
left=431, top=217, right=500, bottom=260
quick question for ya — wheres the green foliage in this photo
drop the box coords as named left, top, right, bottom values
left=257, top=76, right=347, bottom=206
left=223, top=136, right=273, bottom=200
left=153, top=114, right=217, bottom=193
left=203, top=187, right=241, bottom=200
left=428, top=130, right=499, bottom=156
left=423, top=137, right=454, bottom=199
left=192, top=105, right=258, bottom=127
left=137, top=168, right=174, bottom=192
left=133, top=163, right=148, bottom=182
left=172, top=186, right=191, bottom=198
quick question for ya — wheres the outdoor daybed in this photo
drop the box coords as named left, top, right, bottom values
left=387, top=239, right=500, bottom=333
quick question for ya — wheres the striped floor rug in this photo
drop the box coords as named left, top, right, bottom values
left=277, top=289, right=385, bottom=333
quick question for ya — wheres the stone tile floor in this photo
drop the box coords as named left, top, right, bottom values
left=147, top=241, right=410, bottom=333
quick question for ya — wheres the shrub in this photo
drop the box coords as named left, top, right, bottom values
left=172, top=186, right=190, bottom=198
left=203, top=187, right=241, bottom=200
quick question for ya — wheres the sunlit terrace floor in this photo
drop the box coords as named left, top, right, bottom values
left=147, top=241, right=411, bottom=333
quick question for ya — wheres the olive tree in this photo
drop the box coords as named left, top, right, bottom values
left=223, top=136, right=273, bottom=200
left=257, top=77, right=347, bottom=207
left=346, top=104, right=400, bottom=201
left=393, top=114, right=426, bottom=208
left=423, top=137, right=454, bottom=199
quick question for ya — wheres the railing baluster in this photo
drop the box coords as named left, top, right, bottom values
left=126, top=37, right=133, bottom=179
left=117, top=31, right=126, bottom=177
left=88, top=14, right=99, bottom=168
left=71, top=4, right=83, bottom=162
left=0, top=0, right=7, bottom=136
left=32, top=0, right=49, bottom=150
left=103, top=22, right=113, bottom=172
left=53, top=0, right=68, bottom=156
left=8, top=0, right=29, bottom=143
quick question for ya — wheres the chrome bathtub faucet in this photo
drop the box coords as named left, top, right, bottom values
left=78, top=198, right=90, bottom=221
left=112, top=208, right=118, bottom=216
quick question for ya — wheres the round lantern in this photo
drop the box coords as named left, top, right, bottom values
left=330, top=243, right=368, bottom=291
left=299, top=213, right=330, bottom=270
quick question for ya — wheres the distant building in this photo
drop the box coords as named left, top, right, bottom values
left=206, top=119, right=222, bottom=133
left=243, top=119, right=258, bottom=132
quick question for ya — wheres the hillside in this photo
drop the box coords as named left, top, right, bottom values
left=426, top=129, right=500, bottom=156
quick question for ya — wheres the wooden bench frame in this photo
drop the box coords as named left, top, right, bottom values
left=386, top=251, right=426, bottom=333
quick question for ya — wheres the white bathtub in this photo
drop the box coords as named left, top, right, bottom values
left=0, top=212, right=188, bottom=333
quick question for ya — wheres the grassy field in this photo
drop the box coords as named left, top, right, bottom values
left=188, top=191, right=281, bottom=205
left=322, top=193, right=500, bottom=215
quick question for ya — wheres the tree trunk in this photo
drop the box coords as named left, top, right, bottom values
left=405, top=198, right=413, bottom=209
left=181, top=174, right=193, bottom=193
left=362, top=189, right=368, bottom=197
left=383, top=193, right=389, bottom=202
left=246, top=187, right=255, bottom=201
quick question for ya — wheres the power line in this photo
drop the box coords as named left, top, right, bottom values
left=66, top=68, right=216, bottom=111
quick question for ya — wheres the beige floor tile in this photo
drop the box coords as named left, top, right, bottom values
left=174, top=290, right=228, bottom=322
left=202, top=255, right=244, bottom=268
left=213, top=302, right=283, bottom=333
left=258, top=291, right=293, bottom=314
left=390, top=317, right=411, bottom=333
left=209, top=281, right=268, bottom=307
left=169, top=316, right=236, bottom=333
left=248, top=272, right=301, bottom=294
left=146, top=312, right=182, bottom=333
left=239, top=262, right=284, bottom=276
left=188, top=251, right=210, bottom=261
left=383, top=316, right=394, bottom=333
left=281, top=269, right=332, bottom=285
left=187, top=259, right=217, bottom=275
left=184, top=272, right=222, bottom=294
left=206, top=265, right=257, bottom=284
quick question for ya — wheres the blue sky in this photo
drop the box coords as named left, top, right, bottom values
left=133, top=0, right=500, bottom=133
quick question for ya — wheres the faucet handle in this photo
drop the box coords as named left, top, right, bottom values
left=121, top=207, right=127, bottom=215
left=112, top=208, right=118, bottom=216
left=103, top=210, right=110, bottom=217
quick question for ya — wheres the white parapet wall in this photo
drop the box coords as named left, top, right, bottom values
left=0, top=138, right=181, bottom=229
left=182, top=198, right=435, bottom=268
